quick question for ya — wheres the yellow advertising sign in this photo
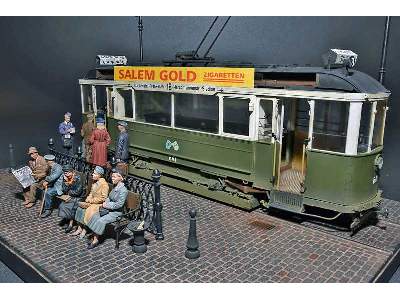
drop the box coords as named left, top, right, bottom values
left=114, top=66, right=254, bottom=88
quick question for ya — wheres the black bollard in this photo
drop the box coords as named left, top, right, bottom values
left=110, top=156, right=117, bottom=168
left=48, top=138, right=55, bottom=152
left=8, top=144, right=16, bottom=173
left=132, top=228, right=147, bottom=254
left=152, top=169, right=164, bottom=240
left=76, top=146, right=83, bottom=158
left=185, top=209, right=200, bottom=259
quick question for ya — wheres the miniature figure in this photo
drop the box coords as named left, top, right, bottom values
left=41, top=155, right=63, bottom=218
left=72, top=166, right=109, bottom=238
left=115, top=121, right=129, bottom=162
left=58, top=164, right=84, bottom=233
left=89, top=117, right=111, bottom=167
left=80, top=113, right=95, bottom=162
left=59, top=112, right=76, bottom=155
left=86, top=169, right=128, bottom=249
left=23, top=147, right=49, bottom=208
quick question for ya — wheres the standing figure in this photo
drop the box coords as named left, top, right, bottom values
left=59, top=112, right=76, bottom=156
left=89, top=118, right=111, bottom=167
left=86, top=169, right=128, bottom=249
left=41, top=155, right=63, bottom=218
left=115, top=121, right=130, bottom=163
left=81, top=113, right=95, bottom=162
left=72, top=166, right=109, bottom=238
left=23, top=147, right=49, bottom=208
left=58, top=165, right=84, bottom=233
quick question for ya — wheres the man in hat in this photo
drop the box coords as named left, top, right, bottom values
left=58, top=164, right=84, bottom=233
left=80, top=113, right=95, bottom=162
left=73, top=166, right=109, bottom=238
left=86, top=168, right=128, bottom=249
left=23, top=147, right=49, bottom=208
left=115, top=121, right=129, bottom=163
left=59, top=112, right=76, bottom=156
left=41, top=154, right=63, bottom=218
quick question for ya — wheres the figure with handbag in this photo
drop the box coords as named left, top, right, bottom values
left=86, top=168, right=128, bottom=249
left=59, top=112, right=76, bottom=156
left=72, top=166, right=109, bottom=238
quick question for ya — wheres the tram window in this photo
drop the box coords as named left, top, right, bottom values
left=372, top=101, right=386, bottom=149
left=114, top=89, right=133, bottom=119
left=135, top=91, right=171, bottom=126
left=223, top=97, right=250, bottom=136
left=358, top=102, right=373, bottom=153
left=258, top=100, right=273, bottom=141
left=312, top=101, right=349, bottom=153
left=175, top=94, right=219, bottom=133
left=81, top=85, right=94, bottom=113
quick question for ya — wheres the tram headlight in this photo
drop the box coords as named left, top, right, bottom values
left=322, top=49, right=358, bottom=69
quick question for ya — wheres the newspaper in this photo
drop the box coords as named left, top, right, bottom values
left=12, top=166, right=36, bottom=188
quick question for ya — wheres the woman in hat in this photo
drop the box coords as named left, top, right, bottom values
left=86, top=169, right=128, bottom=249
left=58, top=164, right=84, bottom=233
left=72, top=166, right=109, bottom=238
left=89, top=118, right=111, bottom=167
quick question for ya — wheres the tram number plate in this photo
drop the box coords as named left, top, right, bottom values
left=168, top=156, right=177, bottom=163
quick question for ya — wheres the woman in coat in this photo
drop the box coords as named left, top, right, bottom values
left=86, top=169, right=128, bottom=249
left=72, top=166, right=109, bottom=238
left=58, top=164, right=84, bottom=233
left=89, top=118, right=111, bottom=167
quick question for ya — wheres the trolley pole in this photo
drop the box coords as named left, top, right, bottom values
left=138, top=16, right=144, bottom=62
left=379, top=16, right=391, bottom=85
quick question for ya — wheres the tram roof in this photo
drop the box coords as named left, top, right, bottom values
left=253, top=66, right=389, bottom=94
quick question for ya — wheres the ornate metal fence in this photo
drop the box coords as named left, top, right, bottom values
left=47, top=138, right=164, bottom=240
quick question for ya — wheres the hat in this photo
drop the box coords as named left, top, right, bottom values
left=96, top=117, right=105, bottom=124
left=62, top=164, right=73, bottom=172
left=117, top=121, right=128, bottom=127
left=27, top=146, right=38, bottom=155
left=44, top=154, right=55, bottom=161
left=111, top=168, right=125, bottom=177
left=65, top=112, right=71, bottom=117
left=94, top=166, right=104, bottom=175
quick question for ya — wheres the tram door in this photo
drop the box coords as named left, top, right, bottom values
left=274, top=99, right=312, bottom=194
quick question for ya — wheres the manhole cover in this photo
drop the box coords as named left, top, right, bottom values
left=249, top=219, right=275, bottom=230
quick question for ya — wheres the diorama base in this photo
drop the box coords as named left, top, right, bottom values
left=0, top=169, right=400, bottom=283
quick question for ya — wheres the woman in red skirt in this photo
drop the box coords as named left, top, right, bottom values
left=89, top=118, right=111, bottom=167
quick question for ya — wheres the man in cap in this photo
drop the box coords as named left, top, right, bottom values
left=59, top=112, right=76, bottom=156
left=115, top=121, right=129, bottom=163
left=80, top=113, right=95, bottom=162
left=41, top=154, right=63, bottom=218
left=73, top=166, right=109, bottom=238
left=58, top=164, right=84, bottom=233
left=86, top=168, right=128, bottom=249
left=23, top=147, right=49, bottom=208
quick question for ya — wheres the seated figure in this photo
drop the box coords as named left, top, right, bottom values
left=86, top=169, right=128, bottom=249
left=58, top=164, right=84, bottom=233
left=41, top=155, right=63, bottom=218
left=72, top=166, right=109, bottom=238
left=23, top=147, right=49, bottom=208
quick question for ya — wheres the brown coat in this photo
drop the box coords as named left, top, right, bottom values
left=28, top=155, right=48, bottom=181
left=90, top=126, right=111, bottom=167
left=83, top=178, right=109, bottom=224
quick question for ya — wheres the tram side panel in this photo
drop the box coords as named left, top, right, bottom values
left=303, top=150, right=381, bottom=214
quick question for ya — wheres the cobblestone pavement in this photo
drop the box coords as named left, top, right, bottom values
left=300, top=199, right=400, bottom=253
left=0, top=169, right=396, bottom=283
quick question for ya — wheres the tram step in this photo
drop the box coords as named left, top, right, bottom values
left=269, top=190, right=304, bottom=213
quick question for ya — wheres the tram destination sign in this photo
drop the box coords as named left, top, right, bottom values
left=114, top=66, right=255, bottom=88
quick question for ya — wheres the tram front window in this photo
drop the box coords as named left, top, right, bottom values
left=135, top=91, right=171, bottom=126
left=358, top=102, right=373, bottom=153
left=223, top=97, right=250, bottom=136
left=258, top=100, right=273, bottom=141
left=81, top=85, right=94, bottom=113
left=312, top=101, right=349, bottom=153
left=175, top=94, right=219, bottom=133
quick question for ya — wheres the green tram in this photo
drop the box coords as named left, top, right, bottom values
left=78, top=57, right=389, bottom=231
